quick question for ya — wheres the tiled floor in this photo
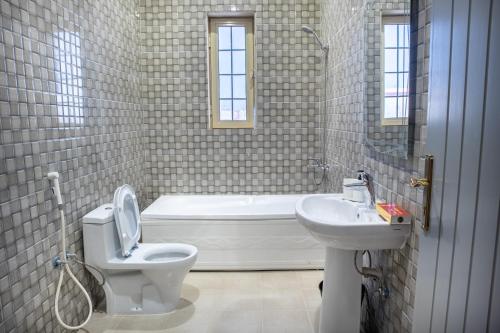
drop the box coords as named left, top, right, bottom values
left=79, top=270, right=323, bottom=333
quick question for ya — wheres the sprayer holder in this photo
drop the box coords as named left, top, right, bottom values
left=52, top=252, right=77, bottom=268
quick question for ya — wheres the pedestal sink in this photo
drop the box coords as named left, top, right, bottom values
left=295, top=194, right=410, bottom=333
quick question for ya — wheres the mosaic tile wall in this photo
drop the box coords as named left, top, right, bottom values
left=319, top=0, right=431, bottom=331
left=138, top=0, right=321, bottom=200
left=1, top=0, right=431, bottom=331
left=0, top=0, right=145, bottom=331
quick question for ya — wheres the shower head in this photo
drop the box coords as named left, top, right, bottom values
left=301, top=26, right=314, bottom=34
left=301, top=26, right=329, bottom=53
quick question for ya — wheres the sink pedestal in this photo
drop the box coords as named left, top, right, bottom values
left=295, top=194, right=410, bottom=332
left=320, top=247, right=361, bottom=333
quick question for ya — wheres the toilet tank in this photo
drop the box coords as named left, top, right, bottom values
left=83, top=204, right=122, bottom=266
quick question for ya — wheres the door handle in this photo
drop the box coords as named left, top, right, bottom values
left=410, top=155, right=434, bottom=232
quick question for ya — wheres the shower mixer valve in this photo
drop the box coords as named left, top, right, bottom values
left=307, top=158, right=330, bottom=171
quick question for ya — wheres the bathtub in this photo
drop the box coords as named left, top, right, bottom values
left=141, top=195, right=325, bottom=270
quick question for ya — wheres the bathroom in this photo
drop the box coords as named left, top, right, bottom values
left=1, top=0, right=500, bottom=332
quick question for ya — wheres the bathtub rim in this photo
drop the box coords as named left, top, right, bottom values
left=140, top=194, right=307, bottom=221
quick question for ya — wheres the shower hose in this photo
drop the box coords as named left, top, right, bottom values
left=54, top=206, right=93, bottom=330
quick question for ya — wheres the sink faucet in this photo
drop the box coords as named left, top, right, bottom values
left=343, top=170, right=376, bottom=208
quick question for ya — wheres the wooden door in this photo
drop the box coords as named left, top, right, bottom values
left=413, top=0, right=500, bottom=332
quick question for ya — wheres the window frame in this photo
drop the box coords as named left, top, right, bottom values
left=209, top=17, right=255, bottom=129
left=380, top=15, right=410, bottom=126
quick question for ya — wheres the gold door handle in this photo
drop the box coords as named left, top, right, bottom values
left=410, top=177, right=430, bottom=188
left=410, top=155, right=434, bottom=232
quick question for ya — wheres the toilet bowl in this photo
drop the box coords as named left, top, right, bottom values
left=83, top=185, right=198, bottom=315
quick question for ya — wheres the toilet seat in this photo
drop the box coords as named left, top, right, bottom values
left=111, top=185, right=198, bottom=268
left=113, top=185, right=141, bottom=257
left=104, top=243, right=198, bottom=270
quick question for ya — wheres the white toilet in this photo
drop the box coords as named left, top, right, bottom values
left=82, top=185, right=198, bottom=315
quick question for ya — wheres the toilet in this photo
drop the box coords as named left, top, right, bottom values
left=82, top=185, right=198, bottom=315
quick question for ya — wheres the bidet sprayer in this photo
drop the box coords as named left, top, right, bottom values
left=47, top=172, right=63, bottom=207
left=47, top=171, right=93, bottom=329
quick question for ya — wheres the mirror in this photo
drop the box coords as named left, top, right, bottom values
left=363, top=0, right=412, bottom=159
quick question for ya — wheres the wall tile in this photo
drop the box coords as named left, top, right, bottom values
left=319, top=0, right=431, bottom=332
left=138, top=0, right=321, bottom=200
left=0, top=0, right=145, bottom=331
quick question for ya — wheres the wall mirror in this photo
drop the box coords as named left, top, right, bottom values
left=363, top=0, right=413, bottom=160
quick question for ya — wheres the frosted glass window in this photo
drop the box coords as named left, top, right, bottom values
left=384, top=73, right=398, bottom=97
left=220, top=100, right=232, bottom=120
left=210, top=18, right=254, bottom=128
left=233, top=75, right=246, bottom=99
left=382, top=16, right=410, bottom=122
left=399, top=48, right=409, bottom=72
left=384, top=97, right=398, bottom=118
left=397, top=97, right=408, bottom=117
left=232, top=51, right=246, bottom=74
left=218, top=27, right=231, bottom=49
left=398, top=73, right=408, bottom=95
left=53, top=31, right=84, bottom=127
left=398, top=25, right=409, bottom=48
left=219, top=75, right=232, bottom=98
left=233, top=100, right=247, bottom=120
left=384, top=49, right=398, bottom=72
left=232, top=27, right=246, bottom=49
left=384, top=25, right=398, bottom=47
left=218, top=51, right=231, bottom=74
left=215, top=24, right=249, bottom=121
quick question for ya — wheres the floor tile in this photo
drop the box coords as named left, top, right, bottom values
left=80, top=270, right=323, bottom=333
left=262, top=309, right=314, bottom=333
left=208, top=310, right=263, bottom=333
left=262, top=289, right=307, bottom=310
left=307, top=308, right=321, bottom=333
left=301, top=288, right=322, bottom=310
left=260, top=271, right=301, bottom=290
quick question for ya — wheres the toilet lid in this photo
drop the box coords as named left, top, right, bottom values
left=113, top=185, right=141, bottom=257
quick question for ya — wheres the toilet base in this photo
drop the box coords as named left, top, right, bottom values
left=98, top=269, right=184, bottom=315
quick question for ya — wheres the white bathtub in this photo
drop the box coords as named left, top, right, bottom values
left=141, top=195, right=325, bottom=270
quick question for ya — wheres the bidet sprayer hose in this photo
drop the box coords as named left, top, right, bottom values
left=49, top=173, right=93, bottom=330
left=54, top=208, right=93, bottom=330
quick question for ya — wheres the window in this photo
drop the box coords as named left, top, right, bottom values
left=209, top=17, right=254, bottom=128
left=54, top=31, right=84, bottom=127
left=381, top=16, right=409, bottom=126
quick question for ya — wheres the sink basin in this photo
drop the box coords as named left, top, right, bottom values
left=295, top=194, right=410, bottom=250
left=295, top=194, right=410, bottom=333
